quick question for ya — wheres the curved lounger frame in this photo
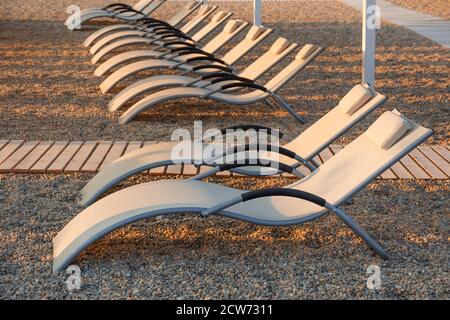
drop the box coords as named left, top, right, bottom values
left=53, top=111, right=433, bottom=272
left=79, top=84, right=387, bottom=206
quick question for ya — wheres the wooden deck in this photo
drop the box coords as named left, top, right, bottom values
left=342, top=0, right=450, bottom=48
left=0, top=140, right=449, bottom=179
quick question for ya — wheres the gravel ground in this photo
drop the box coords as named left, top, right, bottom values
left=0, top=1, right=448, bottom=143
left=388, top=0, right=450, bottom=20
left=0, top=1, right=449, bottom=300
left=0, top=173, right=448, bottom=299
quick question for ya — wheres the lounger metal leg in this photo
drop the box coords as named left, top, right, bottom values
left=270, top=94, right=306, bottom=124
left=324, top=203, right=389, bottom=259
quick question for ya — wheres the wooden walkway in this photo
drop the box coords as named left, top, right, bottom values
left=342, top=0, right=450, bottom=48
left=0, top=140, right=449, bottom=179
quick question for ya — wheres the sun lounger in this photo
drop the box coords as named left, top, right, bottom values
left=52, top=110, right=433, bottom=272
left=88, top=4, right=218, bottom=55
left=82, top=0, right=206, bottom=47
left=65, top=0, right=169, bottom=31
left=92, top=11, right=234, bottom=75
left=107, top=37, right=296, bottom=111
left=92, top=17, right=246, bottom=65
left=97, top=19, right=250, bottom=91
left=79, top=83, right=386, bottom=206
left=116, top=44, right=324, bottom=123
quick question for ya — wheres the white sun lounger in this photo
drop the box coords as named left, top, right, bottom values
left=107, top=37, right=296, bottom=111
left=97, top=19, right=249, bottom=92
left=116, top=44, right=324, bottom=123
left=79, top=83, right=386, bottom=206
left=92, top=17, right=246, bottom=65
left=65, top=0, right=168, bottom=31
left=88, top=5, right=218, bottom=55
left=52, top=110, right=433, bottom=272
left=93, top=11, right=234, bottom=76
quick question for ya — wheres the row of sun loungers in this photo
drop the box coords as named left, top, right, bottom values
left=53, top=0, right=434, bottom=272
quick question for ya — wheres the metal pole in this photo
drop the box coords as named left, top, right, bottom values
left=253, top=0, right=262, bottom=26
left=362, top=0, right=376, bottom=87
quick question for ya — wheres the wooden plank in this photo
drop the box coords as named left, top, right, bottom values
left=30, top=141, right=68, bottom=173
left=100, top=141, right=128, bottom=169
left=389, top=161, right=414, bottom=179
left=13, top=141, right=54, bottom=172
left=165, top=164, right=183, bottom=175
left=144, top=141, right=166, bottom=174
left=81, top=141, right=113, bottom=172
left=47, top=141, right=83, bottom=173
left=0, top=140, right=9, bottom=152
left=329, top=145, right=343, bottom=155
left=182, top=164, right=198, bottom=175
left=312, top=154, right=322, bottom=165
left=399, top=154, right=430, bottom=179
left=0, top=141, right=39, bottom=172
left=379, top=167, right=397, bottom=180
left=123, top=141, right=143, bottom=155
left=418, top=146, right=450, bottom=177
left=319, top=147, right=334, bottom=163
left=409, top=148, right=447, bottom=179
left=64, top=141, right=97, bottom=173
left=431, top=145, right=450, bottom=163
left=0, top=140, right=24, bottom=165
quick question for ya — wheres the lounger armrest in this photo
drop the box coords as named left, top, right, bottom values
left=192, top=64, right=233, bottom=73
left=222, top=144, right=316, bottom=172
left=151, top=22, right=180, bottom=34
left=201, top=188, right=326, bottom=217
left=172, top=48, right=213, bottom=59
left=192, top=158, right=304, bottom=181
left=209, top=75, right=253, bottom=85
left=169, top=46, right=209, bottom=56
left=103, top=3, right=132, bottom=11
left=220, top=82, right=268, bottom=92
left=200, top=72, right=231, bottom=80
left=218, top=160, right=295, bottom=174
left=226, top=144, right=296, bottom=160
left=110, top=7, right=144, bottom=18
left=241, top=188, right=326, bottom=206
left=185, top=56, right=228, bottom=66
left=162, top=40, right=196, bottom=48
left=159, top=33, right=193, bottom=42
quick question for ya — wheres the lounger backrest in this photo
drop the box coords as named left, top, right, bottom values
left=191, top=11, right=233, bottom=42
left=201, top=20, right=249, bottom=54
left=238, top=37, right=298, bottom=80
left=166, top=0, right=202, bottom=27
left=179, top=5, right=218, bottom=34
left=220, top=26, right=273, bottom=65
left=292, top=110, right=433, bottom=206
left=285, top=84, right=387, bottom=160
left=264, top=44, right=324, bottom=92
left=140, top=0, right=166, bottom=15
